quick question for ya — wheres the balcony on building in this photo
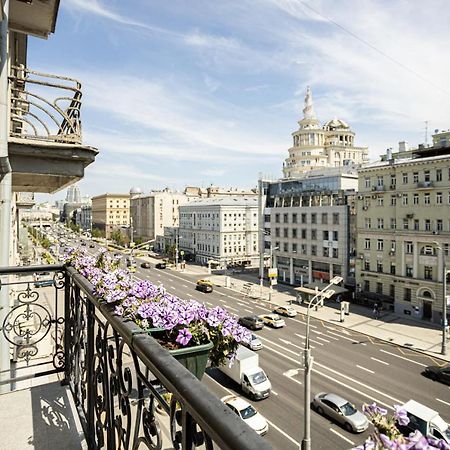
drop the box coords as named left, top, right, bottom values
left=0, top=264, right=271, bottom=450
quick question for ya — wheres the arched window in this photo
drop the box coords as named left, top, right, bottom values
left=420, top=246, right=435, bottom=256
left=422, top=290, right=432, bottom=298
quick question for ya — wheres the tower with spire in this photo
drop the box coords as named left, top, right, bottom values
left=282, top=87, right=368, bottom=178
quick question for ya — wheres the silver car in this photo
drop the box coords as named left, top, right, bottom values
left=243, top=334, right=263, bottom=351
left=313, top=392, right=369, bottom=433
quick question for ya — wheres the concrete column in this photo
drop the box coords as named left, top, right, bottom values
left=308, top=261, right=313, bottom=284
left=289, top=257, right=294, bottom=285
left=413, top=241, right=419, bottom=278
left=329, top=262, right=334, bottom=280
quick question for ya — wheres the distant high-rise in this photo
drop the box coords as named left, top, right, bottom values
left=66, top=185, right=81, bottom=203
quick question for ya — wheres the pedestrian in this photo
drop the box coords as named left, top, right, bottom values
left=373, top=303, right=379, bottom=319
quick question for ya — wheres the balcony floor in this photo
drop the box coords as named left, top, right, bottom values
left=0, top=381, right=86, bottom=450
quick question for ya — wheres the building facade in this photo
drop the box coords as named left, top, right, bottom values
left=262, top=168, right=357, bottom=287
left=355, top=131, right=450, bottom=324
left=283, top=87, right=369, bottom=178
left=179, top=197, right=259, bottom=267
left=92, top=193, right=130, bottom=238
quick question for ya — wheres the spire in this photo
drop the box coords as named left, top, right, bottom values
left=302, top=86, right=316, bottom=120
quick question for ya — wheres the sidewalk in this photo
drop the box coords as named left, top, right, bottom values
left=206, top=272, right=450, bottom=364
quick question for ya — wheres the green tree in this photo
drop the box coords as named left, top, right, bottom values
left=91, top=227, right=105, bottom=238
left=111, top=229, right=126, bottom=247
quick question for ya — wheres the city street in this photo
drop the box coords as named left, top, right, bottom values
left=111, top=253, right=450, bottom=450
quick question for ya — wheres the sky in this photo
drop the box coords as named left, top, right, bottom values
left=30, top=0, right=450, bottom=202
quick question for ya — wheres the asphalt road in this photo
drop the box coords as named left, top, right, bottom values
left=79, top=243, right=450, bottom=449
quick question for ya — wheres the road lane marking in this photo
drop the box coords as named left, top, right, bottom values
left=206, top=373, right=299, bottom=446
left=168, top=278, right=173, bottom=282
left=371, top=357, right=389, bottom=366
left=327, top=330, right=361, bottom=344
left=237, top=302, right=247, bottom=307
left=271, top=390, right=279, bottom=396
left=379, top=349, right=427, bottom=367
left=329, top=428, right=355, bottom=445
left=206, top=302, right=213, bottom=306
left=294, top=333, right=323, bottom=346
left=258, top=336, right=300, bottom=358
left=279, top=338, right=305, bottom=351
left=219, top=299, right=227, bottom=303
left=244, top=308, right=253, bottom=313
left=171, top=286, right=177, bottom=290
left=290, top=318, right=317, bottom=328
left=357, top=365, right=375, bottom=374
left=182, top=284, right=188, bottom=288
left=315, top=336, right=331, bottom=343
left=226, top=305, right=239, bottom=312
left=436, top=398, right=450, bottom=406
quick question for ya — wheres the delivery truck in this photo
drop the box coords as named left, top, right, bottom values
left=219, top=346, right=271, bottom=400
left=399, top=400, right=450, bottom=444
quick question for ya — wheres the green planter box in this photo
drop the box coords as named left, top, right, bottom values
left=150, top=329, right=213, bottom=380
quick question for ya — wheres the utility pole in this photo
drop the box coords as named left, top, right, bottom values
left=258, top=177, right=265, bottom=293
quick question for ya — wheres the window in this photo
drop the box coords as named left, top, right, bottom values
left=311, top=229, right=317, bottom=240
left=436, top=169, right=442, bottom=181
left=377, top=239, right=384, bottom=251
left=283, top=242, right=288, bottom=252
left=332, top=248, right=339, bottom=258
left=377, top=218, right=384, bottom=229
left=365, top=218, right=371, bottom=229
left=292, top=228, right=297, bottom=238
left=404, top=288, right=411, bottom=302
left=376, top=282, right=383, bottom=294
left=377, top=176, right=384, bottom=187
left=311, top=214, right=317, bottom=224
left=377, top=197, right=384, bottom=206
left=413, top=193, right=419, bottom=205
left=390, top=218, right=396, bottom=229
left=292, top=213, right=297, bottom=223
left=301, top=229, right=307, bottom=239
left=322, top=213, right=328, bottom=224
left=390, top=263, right=396, bottom=275
left=377, top=261, right=383, bottom=273
left=436, top=192, right=443, bottom=204
left=414, top=220, right=419, bottom=230
left=284, top=228, right=288, bottom=238
left=323, top=230, right=329, bottom=240
left=322, top=247, right=329, bottom=257
left=390, top=285, right=395, bottom=298
left=437, top=219, right=443, bottom=231
left=424, top=266, right=433, bottom=280
left=364, top=177, right=371, bottom=188
left=390, top=240, right=396, bottom=253
left=333, top=231, right=338, bottom=241
left=275, top=214, right=280, bottom=223
left=364, top=280, right=370, bottom=292
left=364, top=238, right=371, bottom=250
left=424, top=193, right=430, bottom=205
left=424, top=170, right=430, bottom=182
left=332, top=213, right=339, bottom=225
left=301, top=213, right=307, bottom=224
left=413, top=172, right=419, bottom=183
left=390, top=195, right=396, bottom=206
left=301, top=244, right=307, bottom=255
left=275, top=228, right=280, bottom=237
left=405, top=242, right=413, bottom=253
left=402, top=194, right=408, bottom=205
left=311, top=245, right=317, bottom=256
left=283, top=213, right=288, bottom=223
left=425, top=219, right=431, bottom=231
left=390, top=174, right=396, bottom=187
left=406, top=265, right=413, bottom=277
left=364, top=260, right=370, bottom=271
left=403, top=219, right=409, bottom=230
left=402, top=173, right=408, bottom=184
left=292, top=243, right=297, bottom=253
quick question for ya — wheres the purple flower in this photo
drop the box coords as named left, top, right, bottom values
left=114, top=305, right=124, bottom=316
left=394, top=405, right=410, bottom=426
left=176, top=328, right=192, bottom=346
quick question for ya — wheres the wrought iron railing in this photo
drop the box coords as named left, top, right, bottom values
left=9, top=65, right=82, bottom=144
left=0, top=265, right=272, bottom=450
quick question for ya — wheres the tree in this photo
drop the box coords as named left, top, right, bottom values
left=91, top=227, right=105, bottom=238
left=111, top=229, right=126, bottom=247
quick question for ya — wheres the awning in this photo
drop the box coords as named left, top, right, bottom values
left=294, top=283, right=348, bottom=297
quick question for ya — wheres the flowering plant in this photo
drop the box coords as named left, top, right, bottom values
left=64, top=248, right=251, bottom=367
left=355, top=403, right=450, bottom=449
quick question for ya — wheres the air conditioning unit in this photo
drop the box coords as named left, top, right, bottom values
left=397, top=193, right=403, bottom=197
left=389, top=185, right=396, bottom=190
left=406, top=214, right=414, bottom=219
left=389, top=251, right=395, bottom=256
left=372, top=195, right=377, bottom=199
left=432, top=231, right=440, bottom=235
left=357, top=195, right=364, bottom=200
left=372, top=186, right=377, bottom=191
left=358, top=254, right=364, bottom=260
left=362, top=206, right=368, bottom=211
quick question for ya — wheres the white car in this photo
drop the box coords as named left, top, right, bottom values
left=242, top=334, right=263, bottom=351
left=221, top=395, right=269, bottom=435
left=273, top=305, right=297, bottom=317
left=259, top=313, right=286, bottom=328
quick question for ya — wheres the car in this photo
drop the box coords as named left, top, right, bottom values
left=140, top=262, right=151, bottom=269
left=238, top=315, right=264, bottom=331
left=258, top=314, right=286, bottom=328
left=313, top=392, right=369, bottom=433
left=242, top=334, right=263, bottom=351
left=423, top=364, right=450, bottom=385
left=34, top=279, right=54, bottom=288
left=196, top=280, right=213, bottom=293
left=273, top=305, right=297, bottom=317
left=221, top=395, right=268, bottom=436
left=155, top=262, right=166, bottom=269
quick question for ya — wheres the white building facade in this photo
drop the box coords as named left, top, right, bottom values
left=283, top=87, right=369, bottom=178
left=179, top=198, right=259, bottom=267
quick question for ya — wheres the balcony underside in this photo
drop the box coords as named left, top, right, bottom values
left=8, top=138, right=98, bottom=193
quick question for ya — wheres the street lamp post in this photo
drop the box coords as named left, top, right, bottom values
left=301, top=275, right=343, bottom=450
left=268, top=244, right=279, bottom=304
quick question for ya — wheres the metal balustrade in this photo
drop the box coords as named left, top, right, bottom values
left=0, top=265, right=272, bottom=450
left=9, top=65, right=82, bottom=144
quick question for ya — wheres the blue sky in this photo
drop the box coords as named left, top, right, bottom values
left=30, top=0, right=450, bottom=201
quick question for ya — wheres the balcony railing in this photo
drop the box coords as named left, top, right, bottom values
left=0, top=265, right=271, bottom=450
left=9, top=65, right=82, bottom=144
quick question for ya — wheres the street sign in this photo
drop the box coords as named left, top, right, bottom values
left=270, top=278, right=277, bottom=286
left=268, top=268, right=278, bottom=278
left=180, top=250, right=184, bottom=256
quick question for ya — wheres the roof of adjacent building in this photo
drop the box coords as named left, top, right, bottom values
left=180, top=197, right=258, bottom=207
